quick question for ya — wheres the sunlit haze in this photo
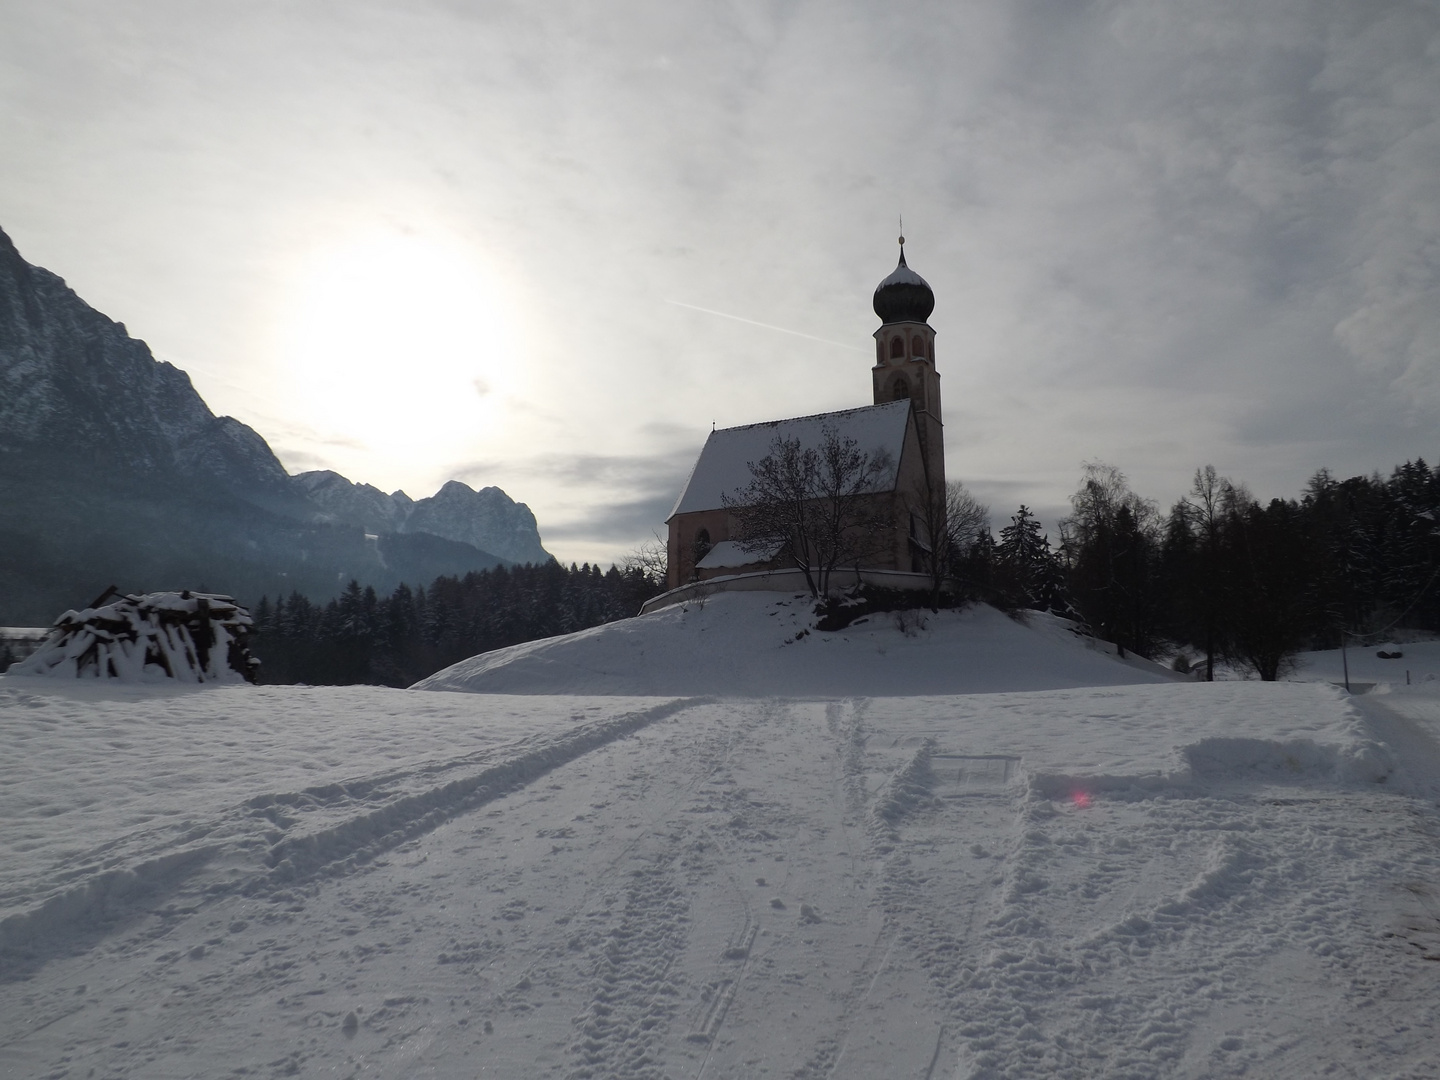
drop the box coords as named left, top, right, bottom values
left=2, top=0, right=1437, bottom=566
left=275, top=226, right=524, bottom=493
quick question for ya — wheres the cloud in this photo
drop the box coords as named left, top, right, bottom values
left=540, top=494, right=681, bottom=544
left=3, top=0, right=1438, bottom=562
left=453, top=450, right=695, bottom=494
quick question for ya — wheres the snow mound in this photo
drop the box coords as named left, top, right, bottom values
left=413, top=591, right=1177, bottom=696
left=10, top=590, right=257, bottom=683
left=862, top=681, right=1394, bottom=804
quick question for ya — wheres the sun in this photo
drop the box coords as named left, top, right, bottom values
left=278, top=226, right=518, bottom=488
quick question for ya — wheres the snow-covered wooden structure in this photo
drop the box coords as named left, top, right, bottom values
left=10, top=589, right=259, bottom=683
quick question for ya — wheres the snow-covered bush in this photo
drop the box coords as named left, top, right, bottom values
left=10, top=589, right=259, bottom=683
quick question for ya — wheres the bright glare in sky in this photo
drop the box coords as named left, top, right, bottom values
left=277, top=227, right=518, bottom=492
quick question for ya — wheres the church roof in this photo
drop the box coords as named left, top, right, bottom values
left=668, top=400, right=912, bottom=519
left=872, top=247, right=934, bottom=324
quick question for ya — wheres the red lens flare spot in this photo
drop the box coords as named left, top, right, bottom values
left=1071, top=790, right=1091, bottom=809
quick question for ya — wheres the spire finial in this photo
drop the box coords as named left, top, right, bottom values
left=898, top=211, right=905, bottom=249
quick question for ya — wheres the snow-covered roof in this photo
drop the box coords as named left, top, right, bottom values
left=695, top=540, right=779, bottom=570
left=669, top=400, right=911, bottom=519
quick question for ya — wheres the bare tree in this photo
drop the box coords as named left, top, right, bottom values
left=723, top=425, right=894, bottom=597
left=1176, top=465, right=1247, bottom=679
left=917, top=479, right=990, bottom=607
left=621, top=532, right=669, bottom=590
left=1062, top=461, right=1162, bottom=658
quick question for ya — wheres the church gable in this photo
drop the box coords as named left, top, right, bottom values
left=668, top=399, right=912, bottom=520
left=661, top=240, right=945, bottom=592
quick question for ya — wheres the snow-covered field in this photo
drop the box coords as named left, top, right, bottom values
left=3, top=597, right=1440, bottom=1079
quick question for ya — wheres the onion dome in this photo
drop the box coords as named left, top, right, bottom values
left=872, top=243, right=934, bottom=324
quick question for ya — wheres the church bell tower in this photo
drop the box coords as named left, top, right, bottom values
left=872, top=237, right=944, bottom=499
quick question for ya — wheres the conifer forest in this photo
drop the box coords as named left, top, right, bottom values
left=249, top=561, right=663, bottom=687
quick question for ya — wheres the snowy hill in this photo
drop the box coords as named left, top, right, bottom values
left=5, top=604, right=1440, bottom=1077
left=414, top=591, right=1176, bottom=696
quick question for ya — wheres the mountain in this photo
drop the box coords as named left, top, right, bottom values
left=0, top=226, right=551, bottom=624
left=0, top=233, right=294, bottom=499
left=293, top=473, right=552, bottom=567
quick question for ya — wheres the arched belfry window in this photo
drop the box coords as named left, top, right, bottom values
left=693, top=529, right=712, bottom=563
left=890, top=336, right=904, bottom=359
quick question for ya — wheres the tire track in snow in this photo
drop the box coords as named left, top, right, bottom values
left=0, top=698, right=705, bottom=963
left=554, top=701, right=778, bottom=1080
left=759, top=699, right=959, bottom=1080
left=262, top=698, right=706, bottom=887
left=847, top=716, right=1026, bottom=1079
left=566, top=854, right=691, bottom=1080
left=417, top=700, right=765, bottom=1079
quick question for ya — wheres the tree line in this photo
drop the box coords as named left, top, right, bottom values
left=249, top=560, right=663, bottom=686
left=245, top=456, right=1440, bottom=687
left=957, top=459, right=1440, bottom=680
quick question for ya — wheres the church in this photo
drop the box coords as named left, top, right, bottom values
left=663, top=241, right=946, bottom=593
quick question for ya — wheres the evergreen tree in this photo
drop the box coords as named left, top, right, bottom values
left=996, top=506, right=1064, bottom=611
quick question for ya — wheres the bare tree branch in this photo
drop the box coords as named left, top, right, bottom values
left=723, top=425, right=895, bottom=596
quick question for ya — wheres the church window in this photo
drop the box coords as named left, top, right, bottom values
left=890, top=336, right=904, bottom=359
left=892, top=377, right=910, bottom=402
left=693, top=529, right=712, bottom=563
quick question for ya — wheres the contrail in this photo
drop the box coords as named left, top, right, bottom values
left=664, top=299, right=864, bottom=351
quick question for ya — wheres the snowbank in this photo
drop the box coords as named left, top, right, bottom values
left=413, top=591, right=1177, bottom=696
left=857, top=681, right=1393, bottom=800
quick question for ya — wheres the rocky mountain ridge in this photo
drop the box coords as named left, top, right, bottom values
left=0, top=225, right=552, bottom=623
left=293, top=473, right=551, bottom=567
left=0, top=232, right=293, bottom=497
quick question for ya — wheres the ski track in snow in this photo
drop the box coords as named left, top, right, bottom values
left=2, top=680, right=1440, bottom=1078
left=0, top=689, right=694, bottom=957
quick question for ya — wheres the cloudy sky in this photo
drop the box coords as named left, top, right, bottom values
left=2, top=0, right=1437, bottom=565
